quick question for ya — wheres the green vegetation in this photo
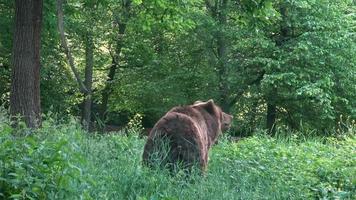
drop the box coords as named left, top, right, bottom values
left=1, top=0, right=355, bottom=133
left=0, top=0, right=355, bottom=199
left=1, top=115, right=355, bottom=199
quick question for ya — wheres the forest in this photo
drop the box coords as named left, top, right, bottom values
left=0, top=0, right=355, bottom=199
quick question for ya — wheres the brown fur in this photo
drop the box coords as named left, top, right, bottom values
left=142, top=99, right=233, bottom=172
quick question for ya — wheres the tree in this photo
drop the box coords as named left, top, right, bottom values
left=259, top=0, right=356, bottom=133
left=56, top=0, right=87, bottom=94
left=2, top=0, right=353, bottom=135
left=82, top=32, right=94, bottom=131
left=10, top=0, right=43, bottom=128
left=56, top=0, right=95, bottom=130
left=100, top=0, right=131, bottom=122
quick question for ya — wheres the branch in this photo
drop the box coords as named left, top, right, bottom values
left=56, top=0, right=88, bottom=93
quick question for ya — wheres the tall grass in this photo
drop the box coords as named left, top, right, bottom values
left=0, top=115, right=355, bottom=199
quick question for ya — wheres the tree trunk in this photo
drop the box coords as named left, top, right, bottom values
left=209, top=0, right=230, bottom=112
left=266, top=103, right=276, bottom=134
left=10, top=0, right=43, bottom=128
left=265, top=2, right=290, bottom=134
left=100, top=22, right=126, bottom=121
left=56, top=0, right=88, bottom=93
left=82, top=34, right=94, bottom=131
left=99, top=0, right=131, bottom=121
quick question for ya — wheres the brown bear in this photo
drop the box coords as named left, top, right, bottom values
left=142, top=99, right=233, bottom=172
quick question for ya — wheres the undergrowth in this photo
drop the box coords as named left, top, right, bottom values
left=0, top=115, right=355, bottom=199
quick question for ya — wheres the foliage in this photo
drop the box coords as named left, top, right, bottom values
left=1, top=1, right=355, bottom=197
left=0, top=0, right=13, bottom=106
left=258, top=0, right=356, bottom=131
left=0, top=118, right=89, bottom=199
left=127, top=113, right=144, bottom=134
left=0, top=0, right=355, bottom=132
left=213, top=133, right=356, bottom=199
left=1, top=114, right=355, bottom=199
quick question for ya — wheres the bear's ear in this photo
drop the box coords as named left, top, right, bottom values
left=193, top=99, right=216, bottom=115
left=194, top=100, right=203, bottom=104
left=194, top=99, right=214, bottom=105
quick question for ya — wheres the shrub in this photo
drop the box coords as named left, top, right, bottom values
left=0, top=118, right=89, bottom=199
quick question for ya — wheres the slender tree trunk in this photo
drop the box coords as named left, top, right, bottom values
left=208, top=0, right=230, bottom=112
left=100, top=0, right=131, bottom=121
left=266, top=3, right=290, bottom=134
left=10, top=0, right=43, bottom=128
left=217, top=22, right=229, bottom=112
left=82, top=34, right=94, bottom=131
left=56, top=0, right=88, bottom=93
left=100, top=22, right=126, bottom=121
left=266, top=103, right=276, bottom=134
left=57, top=0, right=94, bottom=131
left=100, top=58, right=116, bottom=121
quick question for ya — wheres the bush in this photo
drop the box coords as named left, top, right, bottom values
left=0, top=118, right=89, bottom=199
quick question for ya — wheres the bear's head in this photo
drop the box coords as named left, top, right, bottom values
left=193, top=99, right=233, bottom=132
left=221, top=112, right=233, bottom=131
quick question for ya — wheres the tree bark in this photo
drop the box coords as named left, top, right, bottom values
left=10, top=0, right=43, bottom=128
left=82, top=34, right=94, bottom=131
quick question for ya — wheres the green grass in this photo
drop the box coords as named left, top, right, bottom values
left=0, top=118, right=355, bottom=199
